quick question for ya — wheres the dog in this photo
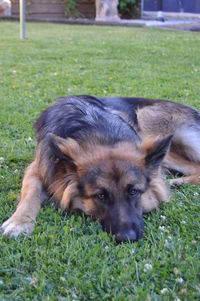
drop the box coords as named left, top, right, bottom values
left=1, top=96, right=200, bottom=242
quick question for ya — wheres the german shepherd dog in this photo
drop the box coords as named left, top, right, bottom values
left=1, top=96, right=200, bottom=242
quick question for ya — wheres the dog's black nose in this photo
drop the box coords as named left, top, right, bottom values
left=115, top=229, right=137, bottom=243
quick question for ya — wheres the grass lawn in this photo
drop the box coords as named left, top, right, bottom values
left=0, top=21, right=200, bottom=300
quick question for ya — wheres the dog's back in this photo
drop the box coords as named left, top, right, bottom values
left=100, top=96, right=200, bottom=135
left=35, top=96, right=200, bottom=181
left=35, top=95, right=139, bottom=146
left=100, top=97, right=200, bottom=184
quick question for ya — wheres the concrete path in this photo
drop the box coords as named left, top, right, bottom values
left=1, top=16, right=200, bottom=31
left=122, top=19, right=200, bottom=31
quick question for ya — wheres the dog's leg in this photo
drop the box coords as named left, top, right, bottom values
left=169, top=174, right=200, bottom=186
left=164, top=152, right=200, bottom=186
left=1, top=161, right=45, bottom=237
left=167, top=124, right=200, bottom=186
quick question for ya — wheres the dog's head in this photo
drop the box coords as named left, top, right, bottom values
left=47, top=134, right=171, bottom=243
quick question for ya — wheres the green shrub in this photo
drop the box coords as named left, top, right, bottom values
left=118, top=0, right=141, bottom=18
left=63, top=0, right=80, bottom=18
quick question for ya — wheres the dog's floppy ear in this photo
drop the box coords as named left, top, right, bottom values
left=144, top=135, right=172, bottom=174
left=47, top=133, right=80, bottom=168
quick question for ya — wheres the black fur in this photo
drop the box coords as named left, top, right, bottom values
left=145, top=135, right=173, bottom=173
left=35, top=95, right=139, bottom=146
left=35, top=95, right=140, bottom=193
left=36, top=96, right=200, bottom=143
left=34, top=95, right=200, bottom=242
left=100, top=96, right=200, bottom=124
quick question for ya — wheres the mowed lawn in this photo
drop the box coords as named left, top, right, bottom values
left=0, top=21, right=200, bottom=300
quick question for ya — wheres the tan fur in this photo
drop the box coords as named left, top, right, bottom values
left=2, top=99, right=199, bottom=238
left=1, top=161, right=44, bottom=237
left=141, top=169, right=170, bottom=212
left=136, top=105, right=200, bottom=186
left=76, top=141, right=144, bottom=169
left=82, top=198, right=97, bottom=216
left=140, top=138, right=155, bottom=155
left=60, top=182, right=78, bottom=210
left=163, top=152, right=200, bottom=186
left=1, top=136, right=171, bottom=237
left=170, top=174, right=200, bottom=186
left=164, top=152, right=200, bottom=176
left=51, top=134, right=81, bottom=160
left=136, top=103, right=196, bottom=137
left=77, top=143, right=167, bottom=214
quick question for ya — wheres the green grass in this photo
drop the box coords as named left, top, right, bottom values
left=0, top=21, right=200, bottom=300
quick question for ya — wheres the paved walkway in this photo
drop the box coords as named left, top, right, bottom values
left=90, top=18, right=200, bottom=31
left=121, top=19, right=200, bottom=31
left=40, top=18, right=200, bottom=31
left=48, top=17, right=200, bottom=31
left=1, top=16, right=200, bottom=31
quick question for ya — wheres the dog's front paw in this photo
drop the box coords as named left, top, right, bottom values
left=1, top=216, right=34, bottom=238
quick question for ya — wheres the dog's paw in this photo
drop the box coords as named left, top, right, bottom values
left=1, top=217, right=34, bottom=238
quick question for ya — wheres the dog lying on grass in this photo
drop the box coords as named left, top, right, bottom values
left=1, top=96, right=200, bottom=242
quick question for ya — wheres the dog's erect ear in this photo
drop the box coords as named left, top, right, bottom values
left=144, top=135, right=172, bottom=173
left=47, top=133, right=80, bottom=168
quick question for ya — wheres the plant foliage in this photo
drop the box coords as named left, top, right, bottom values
left=118, top=0, right=141, bottom=18
left=63, top=0, right=80, bottom=18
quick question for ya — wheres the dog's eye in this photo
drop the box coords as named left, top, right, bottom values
left=127, top=185, right=138, bottom=197
left=94, top=190, right=108, bottom=204
left=97, top=193, right=105, bottom=201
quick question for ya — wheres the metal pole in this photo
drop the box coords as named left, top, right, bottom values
left=141, top=0, right=144, bottom=19
left=156, top=0, right=165, bottom=22
left=20, top=0, right=26, bottom=40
